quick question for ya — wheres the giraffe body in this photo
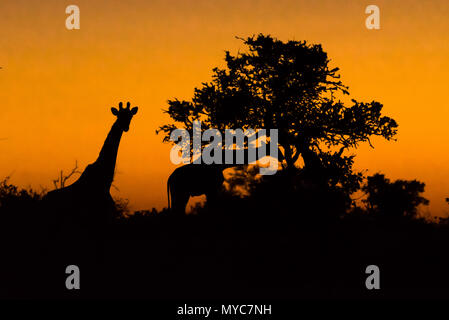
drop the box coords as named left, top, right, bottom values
left=166, top=140, right=276, bottom=215
left=167, top=164, right=228, bottom=215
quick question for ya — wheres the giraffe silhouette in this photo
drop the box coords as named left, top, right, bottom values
left=42, top=102, right=138, bottom=249
left=167, top=139, right=277, bottom=215
left=167, top=163, right=231, bottom=215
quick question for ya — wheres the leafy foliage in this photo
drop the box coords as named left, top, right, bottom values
left=158, top=34, right=398, bottom=193
left=362, top=173, right=429, bottom=219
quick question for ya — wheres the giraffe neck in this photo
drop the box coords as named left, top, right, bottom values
left=94, top=120, right=123, bottom=189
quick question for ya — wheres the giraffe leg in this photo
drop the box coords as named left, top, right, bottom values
left=205, top=173, right=224, bottom=210
left=171, top=191, right=190, bottom=215
left=205, top=190, right=221, bottom=211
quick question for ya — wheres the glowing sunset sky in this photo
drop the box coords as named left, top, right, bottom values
left=1, top=0, right=448, bottom=215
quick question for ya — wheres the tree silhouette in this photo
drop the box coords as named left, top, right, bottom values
left=51, top=161, right=81, bottom=189
left=0, top=177, right=41, bottom=209
left=362, top=173, right=429, bottom=219
left=224, top=165, right=262, bottom=197
left=158, top=34, right=398, bottom=192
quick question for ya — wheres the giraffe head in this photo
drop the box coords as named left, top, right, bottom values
left=111, top=101, right=138, bottom=132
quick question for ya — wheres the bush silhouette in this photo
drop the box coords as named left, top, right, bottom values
left=362, top=173, right=429, bottom=219
left=0, top=177, right=42, bottom=209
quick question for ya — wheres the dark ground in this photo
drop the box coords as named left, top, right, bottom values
left=1, top=189, right=449, bottom=300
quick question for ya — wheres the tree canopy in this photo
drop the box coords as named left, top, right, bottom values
left=362, top=174, right=429, bottom=219
left=158, top=34, right=398, bottom=192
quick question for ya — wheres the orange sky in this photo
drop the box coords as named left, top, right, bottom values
left=1, top=0, right=448, bottom=215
